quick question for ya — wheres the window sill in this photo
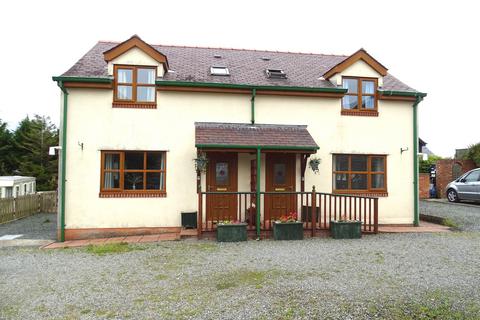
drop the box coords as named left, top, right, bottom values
left=112, top=102, right=157, bottom=109
left=99, top=192, right=166, bottom=198
left=333, top=190, right=388, bottom=197
left=341, top=109, right=378, bottom=117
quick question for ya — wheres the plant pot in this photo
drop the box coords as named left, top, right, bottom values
left=181, top=211, right=197, bottom=229
left=273, top=221, right=303, bottom=241
left=330, top=220, right=362, bottom=239
left=216, top=223, right=248, bottom=242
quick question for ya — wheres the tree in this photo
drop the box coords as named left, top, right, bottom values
left=419, top=155, right=443, bottom=173
left=464, top=143, right=480, bottom=167
left=12, top=115, right=59, bottom=190
left=0, top=119, right=15, bottom=175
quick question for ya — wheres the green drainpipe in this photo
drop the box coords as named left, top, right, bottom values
left=413, top=95, right=424, bottom=227
left=57, top=81, right=68, bottom=242
left=250, top=89, right=256, bottom=124
left=256, top=147, right=261, bottom=239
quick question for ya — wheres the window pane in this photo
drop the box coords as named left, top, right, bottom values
left=371, top=157, right=385, bottom=172
left=147, top=153, right=164, bottom=170
left=137, top=68, right=155, bottom=84
left=335, top=155, right=349, bottom=171
left=465, top=170, right=480, bottom=182
left=342, top=95, right=358, bottom=109
left=146, top=172, right=161, bottom=190
left=117, top=85, right=132, bottom=100
left=274, top=163, right=286, bottom=184
left=334, top=173, right=349, bottom=190
left=362, top=96, right=375, bottom=109
left=343, top=79, right=358, bottom=93
left=103, top=172, right=120, bottom=189
left=216, top=162, right=229, bottom=185
left=351, top=174, right=367, bottom=190
left=104, top=153, right=120, bottom=170
left=124, top=172, right=144, bottom=190
left=137, top=87, right=155, bottom=102
left=351, top=155, right=367, bottom=171
left=371, top=174, right=385, bottom=189
left=362, top=80, right=375, bottom=94
left=117, top=69, right=132, bottom=83
left=125, top=152, right=144, bottom=170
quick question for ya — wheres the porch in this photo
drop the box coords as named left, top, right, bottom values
left=195, top=122, right=379, bottom=238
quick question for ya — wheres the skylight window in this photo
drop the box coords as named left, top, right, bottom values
left=266, top=69, right=287, bottom=79
left=210, top=66, right=230, bottom=76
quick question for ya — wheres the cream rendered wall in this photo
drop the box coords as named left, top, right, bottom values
left=107, top=47, right=165, bottom=77
left=255, top=96, right=413, bottom=224
left=65, top=89, right=250, bottom=229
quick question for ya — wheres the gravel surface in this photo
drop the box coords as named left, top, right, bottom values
left=420, top=200, right=480, bottom=231
left=0, top=213, right=56, bottom=240
left=1, top=231, right=480, bottom=319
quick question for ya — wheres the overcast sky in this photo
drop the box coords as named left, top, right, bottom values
left=0, top=0, right=478, bottom=157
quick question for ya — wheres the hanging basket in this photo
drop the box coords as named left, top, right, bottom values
left=194, top=153, right=209, bottom=173
left=308, top=157, right=321, bottom=174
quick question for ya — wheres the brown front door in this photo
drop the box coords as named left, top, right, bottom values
left=206, top=153, right=238, bottom=222
left=265, top=153, right=296, bottom=226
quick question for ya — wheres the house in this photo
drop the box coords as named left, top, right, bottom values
left=52, top=35, right=426, bottom=241
left=0, top=176, right=36, bottom=198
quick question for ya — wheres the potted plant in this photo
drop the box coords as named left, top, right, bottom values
left=194, top=153, right=208, bottom=173
left=330, top=215, right=362, bottom=239
left=273, top=212, right=303, bottom=240
left=216, top=220, right=248, bottom=242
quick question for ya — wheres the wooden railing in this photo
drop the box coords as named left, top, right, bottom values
left=0, top=191, right=57, bottom=224
left=198, top=188, right=378, bottom=237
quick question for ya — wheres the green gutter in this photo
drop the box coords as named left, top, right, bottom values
left=56, top=81, right=69, bottom=242
left=52, top=76, right=112, bottom=83
left=251, top=89, right=256, bottom=124
left=157, top=80, right=347, bottom=94
left=378, top=90, right=427, bottom=97
left=412, top=94, right=425, bottom=226
left=256, top=147, right=261, bottom=239
left=196, top=144, right=319, bottom=151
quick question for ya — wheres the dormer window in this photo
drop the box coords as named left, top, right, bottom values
left=210, top=66, right=229, bottom=76
left=342, top=77, right=378, bottom=116
left=266, top=69, right=286, bottom=79
left=114, top=65, right=156, bottom=107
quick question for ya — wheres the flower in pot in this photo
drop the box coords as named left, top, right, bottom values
left=308, top=157, right=321, bottom=174
left=273, top=212, right=303, bottom=241
left=330, top=214, right=362, bottom=239
left=194, top=153, right=208, bottom=173
left=216, top=220, right=248, bottom=242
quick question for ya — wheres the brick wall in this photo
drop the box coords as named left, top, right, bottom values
left=435, top=159, right=477, bottom=198
left=419, top=173, right=430, bottom=199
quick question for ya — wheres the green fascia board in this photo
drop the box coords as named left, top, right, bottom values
left=196, top=144, right=319, bottom=151
left=378, top=90, right=427, bottom=98
left=52, top=76, right=113, bottom=83
left=157, top=80, right=347, bottom=94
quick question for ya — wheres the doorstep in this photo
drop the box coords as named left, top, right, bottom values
left=42, top=232, right=180, bottom=249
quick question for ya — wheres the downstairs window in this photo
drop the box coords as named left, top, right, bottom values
left=333, top=154, right=387, bottom=195
left=100, top=151, right=166, bottom=197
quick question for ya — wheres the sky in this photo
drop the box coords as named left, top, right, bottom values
left=0, top=0, right=478, bottom=157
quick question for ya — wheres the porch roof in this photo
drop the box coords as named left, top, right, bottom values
left=195, top=122, right=319, bottom=151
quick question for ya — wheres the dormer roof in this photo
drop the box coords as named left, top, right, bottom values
left=103, top=35, right=169, bottom=70
left=322, top=48, right=388, bottom=79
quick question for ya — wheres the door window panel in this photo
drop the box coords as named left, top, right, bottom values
left=216, top=162, right=229, bottom=185
left=274, top=163, right=286, bottom=184
left=464, top=171, right=480, bottom=182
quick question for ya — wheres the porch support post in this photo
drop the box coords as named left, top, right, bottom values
left=256, top=147, right=261, bottom=239
left=300, top=154, right=308, bottom=192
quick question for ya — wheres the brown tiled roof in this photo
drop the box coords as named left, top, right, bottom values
left=61, top=41, right=417, bottom=92
left=195, top=122, right=318, bottom=149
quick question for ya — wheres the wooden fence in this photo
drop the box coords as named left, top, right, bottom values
left=0, top=191, right=57, bottom=224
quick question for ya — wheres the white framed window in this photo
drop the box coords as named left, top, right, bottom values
left=210, top=66, right=230, bottom=76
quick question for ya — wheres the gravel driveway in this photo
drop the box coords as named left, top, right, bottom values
left=1, top=230, right=480, bottom=319
left=0, top=213, right=56, bottom=240
left=420, top=200, right=480, bottom=231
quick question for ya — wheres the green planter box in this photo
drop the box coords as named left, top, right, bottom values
left=273, top=222, right=303, bottom=241
left=330, top=220, right=362, bottom=239
left=181, top=211, right=197, bottom=229
left=216, top=223, right=248, bottom=242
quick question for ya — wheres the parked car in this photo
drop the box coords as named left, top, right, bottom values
left=446, top=168, right=480, bottom=202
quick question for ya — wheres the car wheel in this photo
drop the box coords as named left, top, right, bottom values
left=447, top=189, right=459, bottom=202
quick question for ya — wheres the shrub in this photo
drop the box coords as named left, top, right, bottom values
left=464, top=143, right=480, bottom=166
